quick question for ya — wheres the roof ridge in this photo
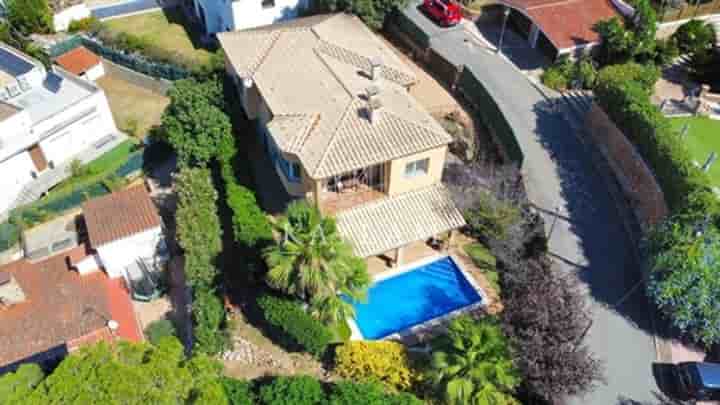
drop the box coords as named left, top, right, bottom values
left=315, top=40, right=416, bottom=87
left=295, top=113, right=322, bottom=151
left=380, top=108, right=452, bottom=142
left=250, top=31, right=282, bottom=76
left=310, top=99, right=359, bottom=178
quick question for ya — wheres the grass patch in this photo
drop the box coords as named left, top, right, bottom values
left=464, top=243, right=501, bottom=294
left=102, top=7, right=213, bottom=67
left=670, top=117, right=720, bottom=187
left=43, top=139, right=138, bottom=201
left=96, top=74, right=169, bottom=139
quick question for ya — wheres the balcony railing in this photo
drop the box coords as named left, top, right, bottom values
left=319, top=164, right=386, bottom=215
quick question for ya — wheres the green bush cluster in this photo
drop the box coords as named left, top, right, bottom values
left=144, top=319, right=177, bottom=345
left=594, top=63, right=715, bottom=214
left=257, top=295, right=333, bottom=358
left=67, top=16, right=100, bottom=33
left=673, top=19, right=717, bottom=55
left=192, top=287, right=230, bottom=355
left=0, top=222, right=20, bottom=252
left=221, top=376, right=423, bottom=405
left=5, top=0, right=53, bottom=35
left=540, top=56, right=597, bottom=91
left=334, top=341, right=416, bottom=391
left=464, top=243, right=501, bottom=294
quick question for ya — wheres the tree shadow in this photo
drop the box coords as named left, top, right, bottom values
left=530, top=98, right=669, bottom=341
left=162, top=5, right=218, bottom=52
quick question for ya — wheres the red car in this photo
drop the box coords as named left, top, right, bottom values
left=421, top=0, right=462, bottom=27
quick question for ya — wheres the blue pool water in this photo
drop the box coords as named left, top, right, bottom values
left=350, top=256, right=483, bottom=339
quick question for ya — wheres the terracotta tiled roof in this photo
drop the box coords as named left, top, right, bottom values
left=503, top=0, right=619, bottom=50
left=0, top=246, right=141, bottom=369
left=218, top=14, right=452, bottom=179
left=336, top=184, right=466, bottom=257
left=82, top=184, right=162, bottom=249
left=55, top=46, right=101, bottom=76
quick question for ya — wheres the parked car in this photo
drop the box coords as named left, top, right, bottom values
left=673, top=362, right=720, bottom=400
left=421, top=0, right=462, bottom=27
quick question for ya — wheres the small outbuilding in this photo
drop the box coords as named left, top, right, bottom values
left=55, top=46, right=105, bottom=81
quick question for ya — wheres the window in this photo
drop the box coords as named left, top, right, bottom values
left=262, top=0, right=275, bottom=8
left=404, top=158, right=429, bottom=178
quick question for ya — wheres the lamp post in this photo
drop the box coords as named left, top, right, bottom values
left=497, top=7, right=511, bottom=54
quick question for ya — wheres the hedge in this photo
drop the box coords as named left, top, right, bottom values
left=334, top=341, right=416, bottom=391
left=257, top=295, right=333, bottom=358
left=594, top=67, right=713, bottom=214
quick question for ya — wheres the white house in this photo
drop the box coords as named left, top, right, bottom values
left=0, top=44, right=118, bottom=216
left=78, top=184, right=168, bottom=280
left=0, top=0, right=91, bottom=31
left=189, top=0, right=311, bottom=36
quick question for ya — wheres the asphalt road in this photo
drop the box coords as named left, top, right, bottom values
left=401, top=4, right=658, bottom=403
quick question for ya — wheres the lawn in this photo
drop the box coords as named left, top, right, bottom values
left=670, top=117, right=720, bottom=186
left=102, top=7, right=213, bottom=67
left=96, top=73, right=169, bottom=139
left=42, top=139, right=139, bottom=200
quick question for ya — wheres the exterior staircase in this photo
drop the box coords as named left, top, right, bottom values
left=559, top=90, right=594, bottom=132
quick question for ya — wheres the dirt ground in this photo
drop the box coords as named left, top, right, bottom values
left=96, top=71, right=169, bottom=139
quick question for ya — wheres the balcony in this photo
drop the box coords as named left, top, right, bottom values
left=319, top=164, right=386, bottom=215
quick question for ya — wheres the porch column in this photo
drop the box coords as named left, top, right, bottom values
left=313, top=179, right=323, bottom=213
left=394, top=245, right=405, bottom=268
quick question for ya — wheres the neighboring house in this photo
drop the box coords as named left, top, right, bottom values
left=0, top=245, right=142, bottom=373
left=188, top=0, right=311, bottom=36
left=55, top=46, right=105, bottom=81
left=50, top=0, right=92, bottom=32
left=219, top=14, right=466, bottom=265
left=78, top=184, right=168, bottom=284
left=0, top=43, right=118, bottom=216
left=483, top=0, right=620, bottom=59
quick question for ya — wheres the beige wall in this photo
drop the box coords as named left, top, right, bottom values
left=385, top=146, right=447, bottom=196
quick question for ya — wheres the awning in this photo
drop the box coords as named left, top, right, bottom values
left=335, top=184, right=466, bottom=258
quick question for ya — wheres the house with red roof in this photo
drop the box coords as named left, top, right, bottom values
left=0, top=245, right=142, bottom=373
left=55, top=46, right=105, bottom=81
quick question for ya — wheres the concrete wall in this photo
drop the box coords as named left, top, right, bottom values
left=584, top=103, right=669, bottom=230
left=0, top=152, right=35, bottom=213
left=0, top=110, right=33, bottom=162
left=54, top=4, right=91, bottom=32
left=96, top=226, right=163, bottom=279
left=385, top=146, right=447, bottom=196
left=231, top=0, right=309, bottom=31
left=37, top=88, right=117, bottom=166
left=83, top=63, right=105, bottom=82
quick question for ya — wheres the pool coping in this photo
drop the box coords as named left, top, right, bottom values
left=348, top=253, right=488, bottom=341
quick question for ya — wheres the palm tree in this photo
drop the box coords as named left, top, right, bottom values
left=429, top=316, right=520, bottom=405
left=263, top=201, right=370, bottom=320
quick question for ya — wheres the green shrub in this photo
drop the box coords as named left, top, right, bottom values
left=464, top=243, right=500, bottom=294
left=222, top=378, right=254, bottom=405
left=327, top=381, right=423, bottom=405
left=226, top=182, right=272, bottom=248
left=596, top=62, right=660, bottom=94
left=0, top=222, right=20, bottom=252
left=464, top=192, right=521, bottom=243
left=192, top=287, right=230, bottom=355
left=673, top=19, right=716, bottom=55
left=334, top=341, right=416, bottom=391
left=540, top=67, right=568, bottom=91
left=67, top=16, right=100, bottom=33
left=258, top=376, right=324, bottom=405
left=0, top=363, right=45, bottom=404
left=5, top=0, right=53, bottom=35
left=144, top=319, right=176, bottom=345
left=575, top=56, right=597, bottom=89
left=257, top=295, right=332, bottom=358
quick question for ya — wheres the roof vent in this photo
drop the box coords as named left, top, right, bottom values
left=366, top=85, right=380, bottom=99
left=370, top=56, right=382, bottom=82
left=367, top=97, right=383, bottom=124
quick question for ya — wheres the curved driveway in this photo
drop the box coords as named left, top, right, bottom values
left=401, top=4, right=657, bottom=403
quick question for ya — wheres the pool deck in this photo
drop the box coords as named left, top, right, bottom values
left=348, top=253, right=489, bottom=343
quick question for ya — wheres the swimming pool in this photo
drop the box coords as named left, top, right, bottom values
left=349, top=256, right=484, bottom=340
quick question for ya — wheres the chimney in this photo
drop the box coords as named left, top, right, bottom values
left=367, top=97, right=383, bottom=124
left=0, top=271, right=26, bottom=308
left=370, top=56, right=382, bottom=82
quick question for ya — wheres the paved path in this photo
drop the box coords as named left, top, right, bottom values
left=401, top=4, right=658, bottom=404
left=91, top=0, right=176, bottom=20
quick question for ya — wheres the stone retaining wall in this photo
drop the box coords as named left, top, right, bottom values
left=103, top=58, right=172, bottom=96
left=584, top=103, right=669, bottom=230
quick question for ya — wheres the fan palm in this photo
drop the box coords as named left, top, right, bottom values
left=429, top=316, right=520, bottom=405
left=264, top=201, right=370, bottom=320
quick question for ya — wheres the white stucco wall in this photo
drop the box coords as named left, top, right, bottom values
left=82, top=63, right=105, bottom=82
left=37, top=87, right=116, bottom=166
left=0, top=151, right=36, bottom=213
left=76, top=254, right=102, bottom=275
left=95, top=226, right=164, bottom=279
left=0, top=110, right=33, bottom=162
left=231, top=0, right=309, bottom=30
left=53, top=4, right=91, bottom=32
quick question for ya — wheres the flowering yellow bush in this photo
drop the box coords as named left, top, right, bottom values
left=334, top=341, right=415, bottom=391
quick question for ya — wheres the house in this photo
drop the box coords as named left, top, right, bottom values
left=49, top=0, right=92, bottom=32
left=218, top=14, right=466, bottom=266
left=78, top=184, right=168, bottom=284
left=187, top=0, right=311, bottom=37
left=0, top=43, right=118, bottom=217
left=55, top=46, right=105, bottom=81
left=0, top=245, right=142, bottom=373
